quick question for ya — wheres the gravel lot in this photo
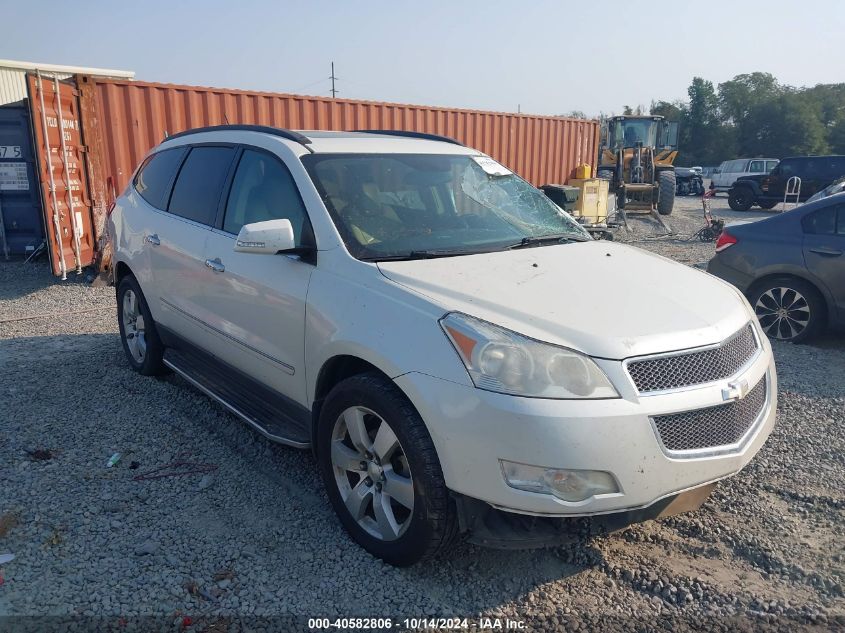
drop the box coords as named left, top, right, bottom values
left=1, top=195, right=843, bottom=632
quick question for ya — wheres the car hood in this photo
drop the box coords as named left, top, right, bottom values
left=378, top=242, right=750, bottom=360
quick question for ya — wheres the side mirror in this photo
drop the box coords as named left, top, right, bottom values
left=234, top=218, right=296, bottom=254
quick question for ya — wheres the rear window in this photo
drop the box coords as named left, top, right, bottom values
left=133, top=148, right=185, bottom=209
left=168, top=146, right=236, bottom=226
left=821, top=157, right=845, bottom=181
left=749, top=160, right=765, bottom=173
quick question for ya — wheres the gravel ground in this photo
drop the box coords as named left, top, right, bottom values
left=1, top=198, right=843, bottom=632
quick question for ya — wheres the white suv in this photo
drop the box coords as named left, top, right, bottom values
left=711, top=158, right=779, bottom=193
left=109, top=126, right=776, bottom=566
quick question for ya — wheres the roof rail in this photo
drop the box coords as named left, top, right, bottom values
left=356, top=129, right=463, bottom=146
left=163, top=125, right=311, bottom=146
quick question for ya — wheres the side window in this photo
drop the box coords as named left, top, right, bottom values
left=133, top=148, right=185, bottom=209
left=730, top=160, right=744, bottom=172
left=802, top=205, right=837, bottom=235
left=823, top=158, right=845, bottom=181
left=766, top=160, right=779, bottom=173
left=223, top=149, right=311, bottom=245
left=168, top=146, right=236, bottom=226
left=778, top=160, right=796, bottom=177
left=749, top=160, right=765, bottom=173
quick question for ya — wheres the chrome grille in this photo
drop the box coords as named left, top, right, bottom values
left=652, top=378, right=767, bottom=453
left=627, top=324, right=758, bottom=393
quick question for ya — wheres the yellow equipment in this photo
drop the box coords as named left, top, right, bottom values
left=596, top=115, right=679, bottom=217
left=569, top=178, right=609, bottom=224
left=574, top=164, right=592, bottom=179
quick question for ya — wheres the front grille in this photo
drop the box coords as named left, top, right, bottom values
left=652, top=377, right=767, bottom=453
left=627, top=324, right=758, bottom=393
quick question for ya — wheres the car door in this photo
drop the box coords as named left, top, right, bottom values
left=764, top=159, right=795, bottom=200
left=127, top=146, right=187, bottom=314
left=152, top=144, right=237, bottom=346
left=718, top=160, right=742, bottom=189
left=197, top=147, right=315, bottom=407
left=802, top=203, right=845, bottom=318
left=799, top=158, right=825, bottom=199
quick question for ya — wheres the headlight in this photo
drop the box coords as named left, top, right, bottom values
left=439, top=312, right=618, bottom=399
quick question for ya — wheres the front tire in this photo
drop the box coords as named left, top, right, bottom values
left=317, top=373, right=458, bottom=566
left=116, top=274, right=167, bottom=375
left=728, top=187, right=754, bottom=211
left=657, top=170, right=675, bottom=215
left=749, top=277, right=825, bottom=343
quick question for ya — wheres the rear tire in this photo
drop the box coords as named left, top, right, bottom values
left=759, top=200, right=779, bottom=210
left=116, top=274, right=168, bottom=375
left=748, top=277, right=825, bottom=343
left=657, top=171, right=675, bottom=215
left=317, top=373, right=458, bottom=566
left=728, top=187, right=754, bottom=211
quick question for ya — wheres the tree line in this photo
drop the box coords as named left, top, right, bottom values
left=645, top=73, right=845, bottom=167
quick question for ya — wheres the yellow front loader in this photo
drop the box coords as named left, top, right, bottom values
left=597, top=115, right=679, bottom=217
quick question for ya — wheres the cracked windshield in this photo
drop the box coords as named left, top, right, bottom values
left=304, top=153, right=588, bottom=259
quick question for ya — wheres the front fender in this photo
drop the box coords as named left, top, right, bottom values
left=304, top=260, right=472, bottom=407
left=730, top=180, right=763, bottom=197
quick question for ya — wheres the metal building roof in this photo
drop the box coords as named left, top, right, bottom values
left=0, top=59, right=134, bottom=106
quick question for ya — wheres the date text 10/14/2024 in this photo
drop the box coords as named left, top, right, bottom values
left=308, top=617, right=527, bottom=630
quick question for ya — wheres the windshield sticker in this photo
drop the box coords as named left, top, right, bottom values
left=472, top=156, right=512, bottom=176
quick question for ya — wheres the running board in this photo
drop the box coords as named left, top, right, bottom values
left=163, top=348, right=310, bottom=449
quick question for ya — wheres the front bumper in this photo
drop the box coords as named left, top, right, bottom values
left=454, top=482, right=717, bottom=549
left=395, top=344, right=776, bottom=518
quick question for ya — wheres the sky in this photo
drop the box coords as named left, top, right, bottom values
left=3, top=0, right=844, bottom=117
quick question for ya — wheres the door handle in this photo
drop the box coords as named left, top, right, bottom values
left=205, top=257, right=225, bottom=273
left=144, top=234, right=160, bottom=246
left=809, top=247, right=842, bottom=257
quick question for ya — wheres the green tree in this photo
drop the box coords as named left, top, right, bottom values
left=649, top=100, right=685, bottom=121
left=829, top=119, right=845, bottom=154
left=681, top=77, right=732, bottom=165
left=743, top=93, right=828, bottom=157
left=718, top=72, right=782, bottom=125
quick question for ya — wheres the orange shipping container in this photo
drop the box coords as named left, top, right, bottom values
left=69, top=75, right=599, bottom=274
left=78, top=76, right=599, bottom=196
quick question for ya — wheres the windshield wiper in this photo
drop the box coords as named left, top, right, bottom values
left=361, top=249, right=484, bottom=262
left=507, top=234, right=588, bottom=249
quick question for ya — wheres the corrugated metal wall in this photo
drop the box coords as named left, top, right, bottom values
left=0, top=68, right=72, bottom=106
left=87, top=78, right=599, bottom=192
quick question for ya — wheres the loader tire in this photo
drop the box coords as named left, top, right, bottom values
left=657, top=171, right=676, bottom=215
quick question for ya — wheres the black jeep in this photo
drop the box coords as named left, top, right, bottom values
left=728, top=155, right=845, bottom=211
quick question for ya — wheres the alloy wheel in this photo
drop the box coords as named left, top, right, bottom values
left=330, top=406, right=414, bottom=541
left=754, top=287, right=811, bottom=340
left=121, top=289, right=147, bottom=362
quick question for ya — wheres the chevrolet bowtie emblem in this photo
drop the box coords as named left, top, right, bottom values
left=722, top=379, right=750, bottom=402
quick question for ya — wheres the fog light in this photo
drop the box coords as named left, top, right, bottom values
left=500, top=460, right=620, bottom=502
